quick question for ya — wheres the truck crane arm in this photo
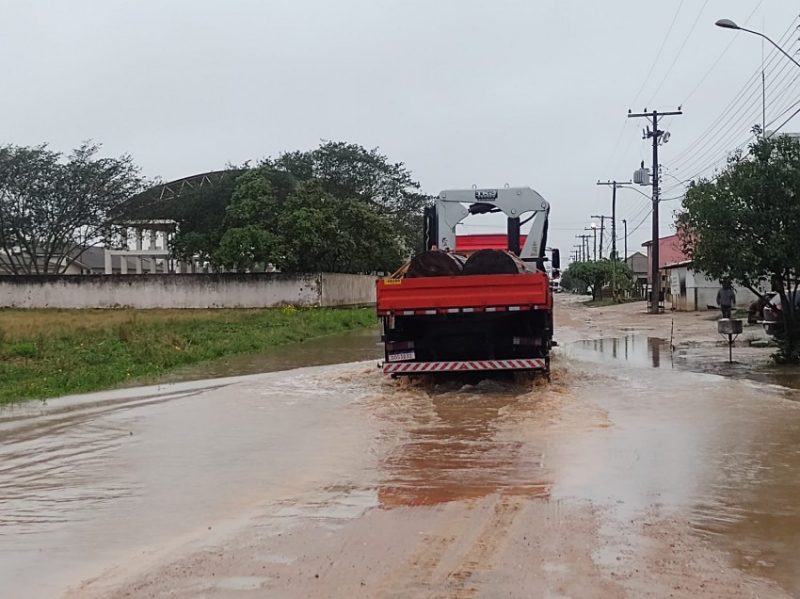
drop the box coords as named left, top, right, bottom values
left=424, top=187, right=550, bottom=264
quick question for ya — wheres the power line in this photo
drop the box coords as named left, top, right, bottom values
left=630, top=0, right=687, bottom=110
left=624, top=208, right=653, bottom=240
left=647, top=0, right=712, bottom=106
left=680, top=0, right=766, bottom=105
left=605, top=1, right=687, bottom=173
left=767, top=105, right=800, bottom=136
left=668, top=18, right=800, bottom=169
left=669, top=38, right=800, bottom=174
left=664, top=56, right=797, bottom=184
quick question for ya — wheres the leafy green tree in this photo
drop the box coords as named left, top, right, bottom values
left=268, top=141, right=430, bottom=254
left=211, top=169, right=295, bottom=271
left=560, top=266, right=588, bottom=294
left=168, top=173, right=241, bottom=263
left=276, top=180, right=404, bottom=273
left=562, top=260, right=633, bottom=300
left=0, top=143, right=144, bottom=274
left=678, top=134, right=800, bottom=362
left=127, top=141, right=422, bottom=274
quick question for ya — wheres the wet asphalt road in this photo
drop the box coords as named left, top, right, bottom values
left=2, top=298, right=800, bottom=598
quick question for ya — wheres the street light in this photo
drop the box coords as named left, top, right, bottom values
left=715, top=19, right=800, bottom=70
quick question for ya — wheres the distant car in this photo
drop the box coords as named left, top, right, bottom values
left=550, top=279, right=562, bottom=293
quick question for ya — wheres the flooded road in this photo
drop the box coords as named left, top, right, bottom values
left=3, top=298, right=800, bottom=598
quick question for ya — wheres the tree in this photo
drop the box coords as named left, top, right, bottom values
left=267, top=141, right=430, bottom=254
left=0, top=143, right=144, bottom=274
left=212, top=169, right=283, bottom=271
left=562, top=260, right=632, bottom=300
left=678, top=134, right=800, bottom=362
left=166, top=172, right=242, bottom=264
left=276, top=180, right=404, bottom=273
left=123, top=141, right=423, bottom=275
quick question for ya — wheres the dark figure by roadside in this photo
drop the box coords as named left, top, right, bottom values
left=717, top=281, right=736, bottom=319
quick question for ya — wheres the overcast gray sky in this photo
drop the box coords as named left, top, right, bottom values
left=2, top=1, right=797, bottom=260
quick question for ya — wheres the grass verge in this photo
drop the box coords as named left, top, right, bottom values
left=0, top=307, right=376, bottom=404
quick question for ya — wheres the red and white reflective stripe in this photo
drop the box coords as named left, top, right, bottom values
left=383, top=359, right=547, bottom=373
left=379, top=305, right=538, bottom=316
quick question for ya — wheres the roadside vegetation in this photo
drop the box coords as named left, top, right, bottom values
left=125, top=141, right=429, bottom=274
left=679, top=133, right=800, bottom=363
left=1, top=140, right=428, bottom=277
left=0, top=307, right=376, bottom=404
left=560, top=259, right=634, bottom=301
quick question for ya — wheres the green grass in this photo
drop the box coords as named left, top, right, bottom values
left=0, top=307, right=376, bottom=404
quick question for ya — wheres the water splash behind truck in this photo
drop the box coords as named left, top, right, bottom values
left=377, top=187, right=556, bottom=376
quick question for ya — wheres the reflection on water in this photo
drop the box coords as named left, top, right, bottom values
left=571, top=336, right=672, bottom=369
left=564, top=337, right=800, bottom=594
left=569, top=334, right=800, bottom=392
left=374, top=379, right=555, bottom=507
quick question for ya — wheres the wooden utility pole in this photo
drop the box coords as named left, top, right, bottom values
left=585, top=226, right=597, bottom=260
left=591, top=215, right=609, bottom=259
left=622, top=219, right=628, bottom=262
left=596, top=179, right=631, bottom=260
left=627, top=108, right=682, bottom=314
left=577, top=235, right=591, bottom=262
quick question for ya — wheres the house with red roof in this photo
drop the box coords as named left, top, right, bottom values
left=642, top=234, right=758, bottom=311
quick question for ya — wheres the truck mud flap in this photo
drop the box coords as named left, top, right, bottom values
left=383, top=359, right=547, bottom=374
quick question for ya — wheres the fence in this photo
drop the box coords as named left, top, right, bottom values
left=0, top=273, right=376, bottom=309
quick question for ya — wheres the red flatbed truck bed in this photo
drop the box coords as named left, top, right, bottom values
left=377, top=271, right=553, bottom=375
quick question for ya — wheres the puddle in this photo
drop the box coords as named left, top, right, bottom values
left=566, top=333, right=800, bottom=393
left=561, top=334, right=800, bottom=593
left=570, top=336, right=673, bottom=368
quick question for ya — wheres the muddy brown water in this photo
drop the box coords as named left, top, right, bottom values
left=2, top=329, right=800, bottom=596
left=565, top=336, right=800, bottom=593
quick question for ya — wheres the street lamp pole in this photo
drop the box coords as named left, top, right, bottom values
left=715, top=19, right=800, bottom=70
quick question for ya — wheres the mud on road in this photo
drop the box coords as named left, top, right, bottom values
left=2, top=296, right=800, bottom=598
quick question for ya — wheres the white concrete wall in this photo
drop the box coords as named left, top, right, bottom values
left=668, top=267, right=760, bottom=311
left=320, top=273, right=376, bottom=307
left=0, top=273, right=377, bottom=309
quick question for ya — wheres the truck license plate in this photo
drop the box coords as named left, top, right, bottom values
left=388, top=350, right=415, bottom=362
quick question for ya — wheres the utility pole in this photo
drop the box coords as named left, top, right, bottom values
left=628, top=108, right=682, bottom=314
left=573, top=243, right=583, bottom=262
left=585, top=226, right=597, bottom=261
left=577, top=234, right=591, bottom=262
left=596, top=180, right=631, bottom=260
left=590, top=215, right=609, bottom=259
left=622, top=219, right=628, bottom=262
